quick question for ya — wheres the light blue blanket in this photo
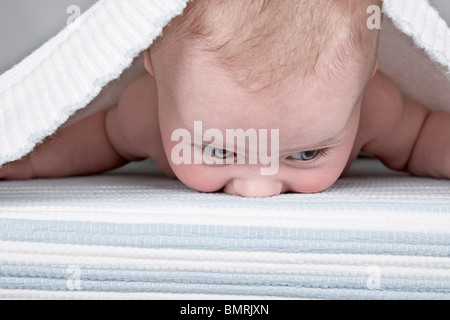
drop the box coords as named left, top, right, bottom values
left=1, top=158, right=449, bottom=299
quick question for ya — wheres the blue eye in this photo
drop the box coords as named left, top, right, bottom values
left=203, top=145, right=235, bottom=160
left=289, top=150, right=322, bottom=161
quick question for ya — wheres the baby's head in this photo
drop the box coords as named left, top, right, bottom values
left=146, top=0, right=381, bottom=197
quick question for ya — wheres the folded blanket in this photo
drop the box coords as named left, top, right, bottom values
left=0, top=158, right=449, bottom=299
left=0, top=0, right=449, bottom=166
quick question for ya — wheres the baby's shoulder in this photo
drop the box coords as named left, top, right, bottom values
left=119, top=73, right=159, bottom=118
left=111, top=73, right=160, bottom=157
left=360, top=70, right=404, bottom=131
left=354, top=70, right=405, bottom=154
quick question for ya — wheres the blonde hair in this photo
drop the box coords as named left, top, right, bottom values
left=155, top=0, right=382, bottom=91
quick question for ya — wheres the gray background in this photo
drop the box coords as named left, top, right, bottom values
left=0, top=0, right=96, bottom=74
left=1, top=0, right=450, bottom=74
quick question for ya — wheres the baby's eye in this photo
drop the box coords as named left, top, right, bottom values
left=288, top=149, right=325, bottom=161
left=203, top=145, right=235, bottom=160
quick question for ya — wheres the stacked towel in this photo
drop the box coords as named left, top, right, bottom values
left=0, top=158, right=448, bottom=299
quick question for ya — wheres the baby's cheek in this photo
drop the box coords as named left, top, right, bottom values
left=308, top=171, right=341, bottom=193
left=171, top=164, right=227, bottom=193
left=288, top=163, right=345, bottom=194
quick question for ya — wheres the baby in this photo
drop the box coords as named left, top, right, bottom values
left=1, top=0, right=450, bottom=198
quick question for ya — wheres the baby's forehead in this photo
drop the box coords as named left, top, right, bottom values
left=177, top=70, right=360, bottom=135
left=166, top=0, right=378, bottom=91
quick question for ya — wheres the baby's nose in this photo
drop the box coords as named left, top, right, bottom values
left=223, top=179, right=284, bottom=198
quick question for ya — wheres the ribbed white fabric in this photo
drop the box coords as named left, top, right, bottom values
left=0, top=290, right=291, bottom=300
left=0, top=0, right=189, bottom=166
left=0, top=158, right=448, bottom=299
left=2, top=242, right=448, bottom=270
left=1, top=204, right=449, bottom=233
left=1, top=242, right=448, bottom=279
left=378, top=0, right=450, bottom=110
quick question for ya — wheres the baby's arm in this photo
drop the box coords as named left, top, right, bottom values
left=407, top=110, right=450, bottom=178
left=0, top=111, right=128, bottom=180
left=360, top=71, right=450, bottom=178
left=0, top=74, right=156, bottom=180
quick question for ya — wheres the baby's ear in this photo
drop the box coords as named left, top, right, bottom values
left=144, top=49, right=155, bottom=77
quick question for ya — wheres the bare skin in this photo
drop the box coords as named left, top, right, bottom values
left=1, top=44, right=449, bottom=197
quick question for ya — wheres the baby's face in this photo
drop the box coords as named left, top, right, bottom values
left=150, top=43, right=372, bottom=197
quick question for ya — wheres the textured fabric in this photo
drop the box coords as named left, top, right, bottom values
left=0, top=0, right=189, bottom=165
left=378, top=0, right=450, bottom=110
left=0, top=158, right=449, bottom=300
left=1, top=0, right=450, bottom=166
